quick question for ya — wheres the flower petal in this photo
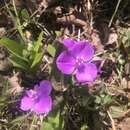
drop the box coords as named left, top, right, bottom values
left=33, top=96, right=52, bottom=114
left=20, top=96, right=34, bottom=111
left=34, top=80, right=52, bottom=96
left=69, top=41, right=94, bottom=61
left=76, top=63, right=97, bottom=83
left=56, top=51, right=76, bottom=74
left=63, top=38, right=75, bottom=48
left=26, top=90, right=34, bottom=97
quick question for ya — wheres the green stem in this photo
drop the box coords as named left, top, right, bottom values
left=29, top=115, right=38, bottom=130
left=108, top=0, right=122, bottom=27
left=12, top=0, right=25, bottom=41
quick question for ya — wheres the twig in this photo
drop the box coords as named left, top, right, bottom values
left=123, top=108, right=130, bottom=117
left=78, top=7, right=82, bottom=41
left=56, top=14, right=87, bottom=27
left=107, top=110, right=116, bottom=130
left=108, top=0, right=122, bottom=27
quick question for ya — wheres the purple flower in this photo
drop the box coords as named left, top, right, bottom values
left=20, top=80, right=52, bottom=114
left=56, top=39, right=98, bottom=83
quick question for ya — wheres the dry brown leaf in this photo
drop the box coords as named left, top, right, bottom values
left=0, top=59, right=11, bottom=71
left=117, top=118, right=130, bottom=130
left=91, top=30, right=104, bottom=51
left=0, top=27, right=6, bottom=37
left=107, top=32, right=118, bottom=44
left=37, top=0, right=52, bottom=9
left=8, top=73, right=23, bottom=95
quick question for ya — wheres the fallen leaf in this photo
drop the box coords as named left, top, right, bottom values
left=8, top=73, right=23, bottom=95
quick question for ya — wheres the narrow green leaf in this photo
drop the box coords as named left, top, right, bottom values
left=103, top=95, right=113, bottom=105
left=21, top=9, right=30, bottom=21
left=55, top=31, right=62, bottom=37
left=0, top=97, right=7, bottom=107
left=43, top=111, right=64, bottom=130
left=0, top=37, right=27, bottom=61
left=33, top=32, right=44, bottom=52
left=81, top=124, right=88, bottom=130
left=47, top=44, right=56, bottom=57
left=11, top=113, right=29, bottom=124
left=110, top=106, right=126, bottom=118
left=95, top=96, right=101, bottom=104
left=5, top=1, right=25, bottom=40
left=41, top=122, right=53, bottom=130
left=126, top=31, right=130, bottom=41
left=9, top=55, right=29, bottom=71
left=48, top=112, right=60, bottom=124
left=31, top=52, right=43, bottom=68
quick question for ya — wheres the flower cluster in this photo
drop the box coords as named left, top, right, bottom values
left=20, top=80, right=52, bottom=114
left=56, top=39, right=98, bottom=83
left=20, top=39, right=98, bottom=114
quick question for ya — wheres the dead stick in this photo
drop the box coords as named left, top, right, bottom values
left=107, top=111, right=116, bottom=130
left=57, top=14, right=87, bottom=27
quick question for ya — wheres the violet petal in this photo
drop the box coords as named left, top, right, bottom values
left=56, top=51, right=76, bottom=74
left=20, top=96, right=34, bottom=111
left=34, top=80, right=52, bottom=96
left=76, top=63, right=97, bottom=83
left=69, top=41, right=94, bottom=61
left=33, top=96, right=52, bottom=114
left=63, top=38, right=75, bottom=48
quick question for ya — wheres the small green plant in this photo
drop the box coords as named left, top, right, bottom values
left=0, top=32, right=44, bottom=73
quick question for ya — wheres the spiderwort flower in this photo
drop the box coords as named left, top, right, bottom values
left=56, top=39, right=97, bottom=83
left=20, top=80, right=52, bottom=114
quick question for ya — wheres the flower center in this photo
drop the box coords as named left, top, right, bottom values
left=27, top=90, right=38, bottom=101
left=76, top=56, right=85, bottom=66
